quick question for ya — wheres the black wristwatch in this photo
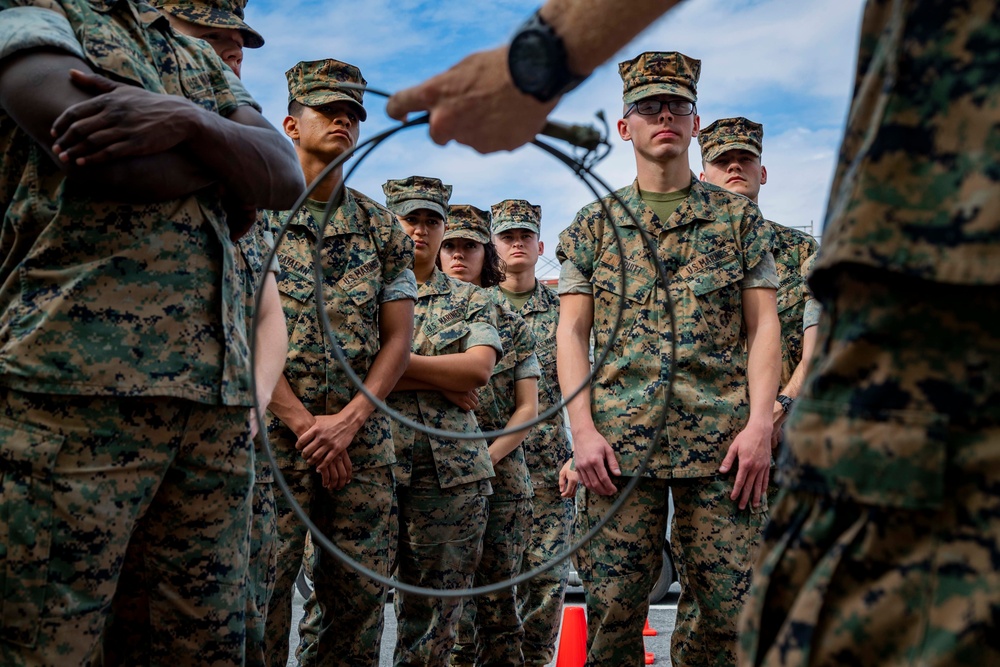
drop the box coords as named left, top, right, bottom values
left=508, top=9, right=587, bottom=103
left=777, top=394, right=794, bottom=414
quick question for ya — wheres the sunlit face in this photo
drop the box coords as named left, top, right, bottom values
left=494, top=228, right=541, bottom=273
left=165, top=15, right=245, bottom=78
left=617, top=94, right=700, bottom=163
left=283, top=101, right=361, bottom=162
left=700, top=149, right=767, bottom=202
left=398, top=209, right=445, bottom=268
left=440, top=237, right=486, bottom=286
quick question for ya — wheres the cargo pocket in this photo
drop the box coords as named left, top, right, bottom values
left=0, top=417, right=65, bottom=648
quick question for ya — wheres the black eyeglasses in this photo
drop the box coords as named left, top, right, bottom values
left=625, top=99, right=696, bottom=117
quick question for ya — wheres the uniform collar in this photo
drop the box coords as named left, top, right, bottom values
left=293, top=187, right=366, bottom=240
left=622, top=174, right=718, bottom=234
left=519, top=280, right=554, bottom=315
left=418, top=266, right=453, bottom=297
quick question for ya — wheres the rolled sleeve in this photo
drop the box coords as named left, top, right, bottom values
left=224, top=68, right=262, bottom=112
left=558, top=259, right=594, bottom=295
left=463, top=321, right=503, bottom=359
left=0, top=6, right=83, bottom=61
left=381, top=268, right=417, bottom=303
left=741, top=251, right=780, bottom=290
left=515, top=352, right=541, bottom=380
left=803, top=298, right=822, bottom=330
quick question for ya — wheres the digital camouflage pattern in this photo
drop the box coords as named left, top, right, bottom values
left=770, top=223, right=819, bottom=387
left=451, top=293, right=538, bottom=666
left=557, top=177, right=777, bottom=478
left=387, top=266, right=500, bottom=489
left=698, top=116, right=763, bottom=163
left=473, top=292, right=538, bottom=500
left=383, top=174, right=452, bottom=221
left=443, top=203, right=491, bottom=244
left=493, top=281, right=575, bottom=666
left=150, top=0, right=264, bottom=47
left=619, top=50, right=700, bottom=104
left=0, top=391, right=252, bottom=666
left=491, top=198, right=541, bottom=236
left=286, top=58, right=367, bottom=121
left=742, top=269, right=1000, bottom=666
left=450, top=496, right=533, bottom=667
left=0, top=0, right=251, bottom=407
left=813, top=0, right=1000, bottom=287
left=576, top=477, right=766, bottom=667
left=263, top=187, right=414, bottom=664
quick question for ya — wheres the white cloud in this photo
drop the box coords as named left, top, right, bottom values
left=239, top=0, right=866, bottom=267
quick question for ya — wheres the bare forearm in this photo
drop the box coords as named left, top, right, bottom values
left=268, top=374, right=314, bottom=436
left=781, top=325, right=818, bottom=400
left=488, top=383, right=538, bottom=463
left=403, top=350, right=494, bottom=391
left=746, top=315, right=782, bottom=426
left=339, top=325, right=412, bottom=425
left=251, top=276, right=288, bottom=408
left=542, top=0, right=685, bottom=76
left=557, top=319, right=597, bottom=436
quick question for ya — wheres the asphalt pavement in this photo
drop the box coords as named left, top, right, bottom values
left=285, top=584, right=681, bottom=666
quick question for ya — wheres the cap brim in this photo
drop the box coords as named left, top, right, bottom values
left=492, top=219, right=539, bottom=236
left=443, top=229, right=491, bottom=244
left=295, top=91, right=368, bottom=121
left=158, top=5, right=265, bottom=48
left=391, top=199, right=447, bottom=220
left=703, top=142, right=761, bottom=163
left=624, top=82, right=696, bottom=105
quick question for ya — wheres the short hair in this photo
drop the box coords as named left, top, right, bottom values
left=288, top=99, right=305, bottom=117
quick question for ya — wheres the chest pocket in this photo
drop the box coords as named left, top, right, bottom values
left=423, top=319, right=471, bottom=354
left=336, top=256, right=381, bottom=309
left=591, top=255, right=655, bottom=305
left=688, top=254, right=744, bottom=348
left=276, top=256, right=314, bottom=304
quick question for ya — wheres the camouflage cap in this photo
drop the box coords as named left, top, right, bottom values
left=698, top=116, right=764, bottom=163
left=491, top=199, right=541, bottom=235
left=619, top=51, right=700, bottom=105
left=152, top=0, right=265, bottom=49
left=382, top=175, right=452, bottom=220
left=285, top=59, right=367, bottom=121
left=444, top=205, right=491, bottom=245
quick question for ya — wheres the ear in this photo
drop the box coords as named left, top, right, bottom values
left=282, top=115, right=299, bottom=141
left=617, top=117, right=631, bottom=142
left=699, top=171, right=706, bottom=182
left=760, top=165, right=768, bottom=186
left=691, top=113, right=701, bottom=137
left=538, top=240, right=545, bottom=256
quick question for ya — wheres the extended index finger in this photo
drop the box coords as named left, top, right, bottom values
left=385, top=81, right=436, bottom=121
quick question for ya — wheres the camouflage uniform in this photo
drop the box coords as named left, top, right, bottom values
left=264, top=59, right=416, bottom=667
left=697, top=116, right=821, bottom=390
left=447, top=207, right=540, bottom=667
left=0, top=2, right=255, bottom=665
left=385, top=178, right=502, bottom=667
left=557, top=51, right=779, bottom=667
left=740, top=3, right=1000, bottom=666
left=491, top=199, right=575, bottom=666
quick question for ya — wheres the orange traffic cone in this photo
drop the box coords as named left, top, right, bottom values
left=645, top=650, right=655, bottom=664
left=555, top=606, right=587, bottom=667
left=642, top=618, right=658, bottom=636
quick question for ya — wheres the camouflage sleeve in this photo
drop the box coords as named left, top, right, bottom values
left=515, top=352, right=541, bottom=381
left=802, top=298, right=822, bottom=330
left=259, top=225, right=279, bottom=274
left=378, top=216, right=417, bottom=303
left=460, top=288, right=503, bottom=358
left=738, top=202, right=777, bottom=276
left=0, top=6, right=83, bottom=61
left=558, top=258, right=594, bottom=295
left=224, top=67, right=262, bottom=112
left=741, top=251, right=779, bottom=290
left=382, top=268, right=417, bottom=303
left=512, top=313, right=540, bottom=380
left=556, top=205, right=600, bottom=282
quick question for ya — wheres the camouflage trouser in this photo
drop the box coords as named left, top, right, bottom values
left=740, top=268, right=1000, bottom=667
left=297, top=464, right=397, bottom=667
left=247, top=479, right=278, bottom=667
left=576, top=475, right=766, bottom=667
left=451, top=496, right=533, bottom=666
left=264, top=431, right=397, bottom=667
left=516, top=478, right=574, bottom=666
left=0, top=391, right=252, bottom=667
left=393, top=481, right=489, bottom=667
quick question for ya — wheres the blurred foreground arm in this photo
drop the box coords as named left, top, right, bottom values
left=386, top=0, right=684, bottom=153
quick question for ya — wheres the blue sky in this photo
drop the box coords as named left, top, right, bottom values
left=241, top=0, right=865, bottom=277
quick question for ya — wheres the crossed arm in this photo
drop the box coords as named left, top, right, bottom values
left=0, top=50, right=302, bottom=207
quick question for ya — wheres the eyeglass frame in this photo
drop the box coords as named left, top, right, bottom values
left=624, top=98, right=697, bottom=117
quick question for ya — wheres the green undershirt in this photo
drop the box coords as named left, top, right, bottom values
left=640, top=186, right=690, bottom=223
left=500, top=283, right=536, bottom=311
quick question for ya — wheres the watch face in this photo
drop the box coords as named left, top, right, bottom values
left=510, top=31, right=557, bottom=95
